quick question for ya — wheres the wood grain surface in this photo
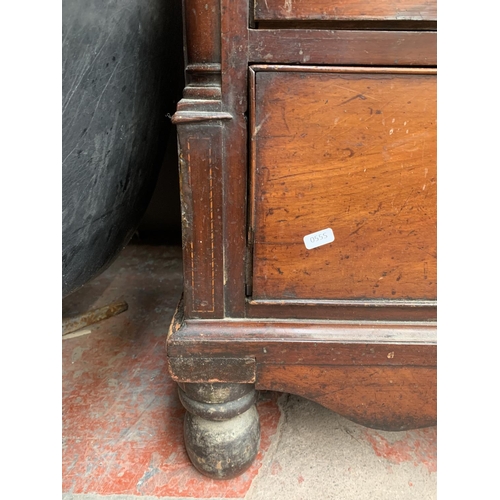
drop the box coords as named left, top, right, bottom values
left=257, top=364, right=436, bottom=430
left=248, top=30, right=437, bottom=67
left=250, top=67, right=436, bottom=301
left=167, top=317, right=436, bottom=367
left=254, top=0, right=437, bottom=22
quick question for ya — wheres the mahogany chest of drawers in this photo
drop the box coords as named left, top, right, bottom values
left=168, top=0, right=436, bottom=479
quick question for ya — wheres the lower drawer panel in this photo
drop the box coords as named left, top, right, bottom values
left=249, top=66, right=436, bottom=301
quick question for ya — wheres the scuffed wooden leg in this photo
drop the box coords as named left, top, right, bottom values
left=178, top=383, right=260, bottom=479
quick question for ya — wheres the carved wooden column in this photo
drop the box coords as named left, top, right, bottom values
left=172, top=0, right=229, bottom=320
left=170, top=0, right=259, bottom=479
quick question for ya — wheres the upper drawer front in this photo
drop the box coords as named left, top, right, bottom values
left=254, top=0, right=437, bottom=22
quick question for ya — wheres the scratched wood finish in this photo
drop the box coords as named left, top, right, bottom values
left=184, top=0, right=220, bottom=63
left=169, top=0, right=438, bottom=474
left=256, top=365, right=436, bottom=430
left=167, top=315, right=437, bottom=367
left=254, top=0, right=437, bottom=22
left=255, top=20, right=437, bottom=30
left=172, top=0, right=228, bottom=319
left=248, top=29, right=436, bottom=67
left=250, top=67, right=436, bottom=301
left=177, top=127, right=225, bottom=317
left=168, top=310, right=436, bottom=428
left=168, top=357, right=257, bottom=383
left=220, top=0, right=251, bottom=316
left=246, top=300, right=436, bottom=321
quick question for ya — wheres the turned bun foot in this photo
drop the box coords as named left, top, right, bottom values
left=178, top=383, right=260, bottom=479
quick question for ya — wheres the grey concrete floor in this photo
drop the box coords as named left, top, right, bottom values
left=62, top=243, right=436, bottom=500
left=246, top=395, right=436, bottom=500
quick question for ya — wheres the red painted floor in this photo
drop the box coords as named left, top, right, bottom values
left=62, top=245, right=282, bottom=498
left=362, top=427, right=437, bottom=474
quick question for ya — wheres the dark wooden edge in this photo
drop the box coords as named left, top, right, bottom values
left=220, top=0, right=251, bottom=317
left=252, top=0, right=437, bottom=24
left=172, top=111, right=233, bottom=124
left=250, top=65, right=437, bottom=75
left=249, top=298, right=436, bottom=307
left=168, top=357, right=257, bottom=383
left=248, top=29, right=437, bottom=66
left=247, top=66, right=257, bottom=254
left=167, top=316, right=436, bottom=369
left=245, top=302, right=436, bottom=322
left=166, top=308, right=436, bottom=430
left=253, top=14, right=437, bottom=25
left=254, top=20, right=437, bottom=31
left=172, top=0, right=231, bottom=319
left=169, top=318, right=437, bottom=346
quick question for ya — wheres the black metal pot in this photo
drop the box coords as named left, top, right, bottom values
left=62, top=0, right=184, bottom=297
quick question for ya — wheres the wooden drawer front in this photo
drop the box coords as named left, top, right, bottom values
left=254, top=0, right=436, bottom=22
left=250, top=67, right=436, bottom=302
